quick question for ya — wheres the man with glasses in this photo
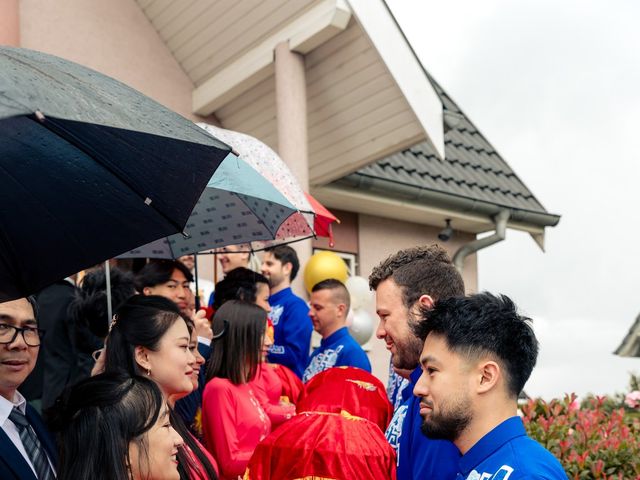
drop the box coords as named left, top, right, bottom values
left=0, top=297, right=57, bottom=479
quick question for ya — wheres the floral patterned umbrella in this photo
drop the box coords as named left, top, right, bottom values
left=196, top=123, right=316, bottom=241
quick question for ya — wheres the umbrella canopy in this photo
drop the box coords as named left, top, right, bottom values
left=0, top=46, right=231, bottom=302
left=305, top=192, right=339, bottom=247
left=196, top=123, right=316, bottom=241
left=245, top=411, right=397, bottom=480
left=120, top=153, right=299, bottom=258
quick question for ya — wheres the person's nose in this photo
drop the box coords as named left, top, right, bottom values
left=375, top=319, right=386, bottom=339
left=413, top=371, right=429, bottom=397
left=186, top=347, right=196, bottom=366
left=7, top=330, right=29, bottom=350
left=170, top=425, right=184, bottom=447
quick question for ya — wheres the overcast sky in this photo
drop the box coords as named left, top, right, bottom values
left=386, top=0, right=640, bottom=399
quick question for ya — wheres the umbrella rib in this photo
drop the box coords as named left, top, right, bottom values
left=28, top=114, right=187, bottom=234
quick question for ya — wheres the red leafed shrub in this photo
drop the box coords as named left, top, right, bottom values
left=521, top=376, right=640, bottom=480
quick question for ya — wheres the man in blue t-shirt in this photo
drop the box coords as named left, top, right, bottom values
left=303, top=279, right=371, bottom=382
left=261, top=245, right=312, bottom=378
left=413, top=293, right=568, bottom=480
left=369, top=245, right=466, bottom=479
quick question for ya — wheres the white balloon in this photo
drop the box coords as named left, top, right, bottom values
left=348, top=308, right=375, bottom=346
left=345, top=276, right=372, bottom=311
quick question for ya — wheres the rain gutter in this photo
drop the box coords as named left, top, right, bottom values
left=333, top=173, right=560, bottom=229
left=452, top=209, right=510, bottom=273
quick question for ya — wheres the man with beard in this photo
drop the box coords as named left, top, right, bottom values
left=413, top=293, right=567, bottom=479
left=369, top=245, right=464, bottom=479
left=261, top=246, right=312, bottom=378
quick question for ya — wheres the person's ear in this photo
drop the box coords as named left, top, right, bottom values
left=477, top=361, right=500, bottom=394
left=134, top=346, right=151, bottom=371
left=337, top=303, right=347, bottom=318
left=282, top=261, right=292, bottom=277
left=142, top=286, right=153, bottom=296
left=418, top=294, right=435, bottom=309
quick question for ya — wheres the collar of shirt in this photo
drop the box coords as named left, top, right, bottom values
left=409, top=366, right=422, bottom=386
left=268, top=287, right=293, bottom=303
left=458, top=416, right=527, bottom=476
left=0, top=390, right=27, bottom=425
left=319, top=326, right=350, bottom=347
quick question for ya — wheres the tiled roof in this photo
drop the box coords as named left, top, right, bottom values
left=343, top=75, right=559, bottom=223
left=615, top=313, right=640, bottom=357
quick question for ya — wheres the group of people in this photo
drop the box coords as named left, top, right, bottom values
left=0, top=242, right=568, bottom=479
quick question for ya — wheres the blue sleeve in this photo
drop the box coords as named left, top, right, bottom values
left=267, top=299, right=312, bottom=378
left=337, top=344, right=371, bottom=373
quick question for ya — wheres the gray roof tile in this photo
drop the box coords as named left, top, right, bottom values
left=349, top=75, right=553, bottom=215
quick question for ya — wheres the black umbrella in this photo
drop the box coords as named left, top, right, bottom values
left=0, top=46, right=232, bottom=302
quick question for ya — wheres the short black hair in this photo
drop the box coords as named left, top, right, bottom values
left=414, top=292, right=538, bottom=398
left=311, top=279, right=350, bottom=312
left=213, top=267, right=269, bottom=310
left=134, top=260, right=193, bottom=291
left=265, top=245, right=299, bottom=281
left=26, top=296, right=39, bottom=323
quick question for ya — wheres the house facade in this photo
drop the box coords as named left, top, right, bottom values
left=3, top=0, right=560, bottom=380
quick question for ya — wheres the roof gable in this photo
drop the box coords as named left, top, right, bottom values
left=346, top=75, right=559, bottom=224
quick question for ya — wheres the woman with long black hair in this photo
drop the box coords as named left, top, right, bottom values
left=202, top=300, right=272, bottom=480
left=53, top=372, right=182, bottom=480
left=103, top=294, right=218, bottom=480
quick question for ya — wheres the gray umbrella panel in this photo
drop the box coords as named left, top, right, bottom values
left=122, top=190, right=297, bottom=259
left=0, top=46, right=226, bottom=147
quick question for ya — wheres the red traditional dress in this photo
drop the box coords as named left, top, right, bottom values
left=202, top=378, right=271, bottom=480
left=251, top=363, right=296, bottom=428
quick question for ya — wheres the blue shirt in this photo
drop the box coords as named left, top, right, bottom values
left=395, top=367, right=461, bottom=480
left=458, top=416, right=567, bottom=480
left=266, top=287, right=313, bottom=378
left=387, top=359, right=410, bottom=412
left=302, top=327, right=371, bottom=382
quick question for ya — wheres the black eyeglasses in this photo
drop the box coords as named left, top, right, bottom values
left=0, top=324, right=45, bottom=347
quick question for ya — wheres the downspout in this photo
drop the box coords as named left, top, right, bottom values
left=453, top=209, right=511, bottom=273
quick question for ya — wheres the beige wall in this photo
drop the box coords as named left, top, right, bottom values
left=358, top=213, right=478, bottom=386
left=19, top=0, right=196, bottom=119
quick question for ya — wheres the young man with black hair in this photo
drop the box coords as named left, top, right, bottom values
left=369, top=245, right=465, bottom=480
left=302, top=279, right=371, bottom=382
left=413, top=293, right=567, bottom=479
left=261, top=246, right=312, bottom=378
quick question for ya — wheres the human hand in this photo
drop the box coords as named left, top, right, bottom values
left=192, top=308, right=213, bottom=340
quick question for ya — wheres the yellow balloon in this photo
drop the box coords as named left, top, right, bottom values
left=304, top=251, right=349, bottom=293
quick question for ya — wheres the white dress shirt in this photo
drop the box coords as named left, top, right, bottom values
left=0, top=390, right=56, bottom=477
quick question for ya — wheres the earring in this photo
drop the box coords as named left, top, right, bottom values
left=146, top=368, right=151, bottom=377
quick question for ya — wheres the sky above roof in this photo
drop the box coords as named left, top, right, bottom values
left=386, top=0, right=640, bottom=399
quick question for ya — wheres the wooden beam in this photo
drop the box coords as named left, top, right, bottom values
left=346, top=0, right=445, bottom=159
left=192, top=0, right=351, bottom=115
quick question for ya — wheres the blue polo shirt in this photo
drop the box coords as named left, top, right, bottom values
left=395, top=367, right=461, bottom=480
left=302, top=327, right=371, bottom=382
left=267, top=287, right=313, bottom=378
left=458, top=416, right=567, bottom=479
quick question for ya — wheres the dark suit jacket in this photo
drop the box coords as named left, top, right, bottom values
left=0, top=403, right=58, bottom=479
left=22, top=280, right=78, bottom=410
